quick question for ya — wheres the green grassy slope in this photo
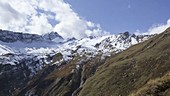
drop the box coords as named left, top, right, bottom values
left=79, top=27, right=170, bottom=96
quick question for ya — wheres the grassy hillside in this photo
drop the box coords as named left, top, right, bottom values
left=79, top=27, right=170, bottom=96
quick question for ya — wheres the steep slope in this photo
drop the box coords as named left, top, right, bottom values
left=0, top=29, right=152, bottom=96
left=13, top=28, right=167, bottom=96
left=14, top=29, right=164, bottom=96
left=0, top=44, right=15, bottom=55
left=16, top=54, right=107, bottom=96
left=79, top=27, right=170, bottom=96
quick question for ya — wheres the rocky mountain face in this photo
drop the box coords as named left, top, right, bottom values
left=0, top=29, right=154, bottom=96
left=0, top=29, right=63, bottom=43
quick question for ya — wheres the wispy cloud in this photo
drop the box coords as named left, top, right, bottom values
left=0, top=0, right=108, bottom=39
left=135, top=19, right=170, bottom=35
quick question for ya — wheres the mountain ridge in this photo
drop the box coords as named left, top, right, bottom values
left=78, top=27, right=170, bottom=96
left=0, top=28, right=156, bottom=96
left=0, top=29, right=63, bottom=43
left=12, top=27, right=170, bottom=96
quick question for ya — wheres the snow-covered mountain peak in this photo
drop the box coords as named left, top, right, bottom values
left=117, top=31, right=130, bottom=40
left=43, top=32, right=64, bottom=43
left=0, top=29, right=154, bottom=81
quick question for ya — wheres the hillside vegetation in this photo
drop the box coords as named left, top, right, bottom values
left=79, top=27, right=170, bottom=96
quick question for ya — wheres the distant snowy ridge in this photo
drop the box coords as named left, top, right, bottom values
left=0, top=30, right=153, bottom=59
left=0, top=29, right=153, bottom=78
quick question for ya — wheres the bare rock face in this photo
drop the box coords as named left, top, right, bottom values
left=0, top=29, right=63, bottom=43
left=0, top=29, right=43, bottom=43
left=43, top=32, right=63, bottom=41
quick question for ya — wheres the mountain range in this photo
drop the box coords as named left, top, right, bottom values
left=0, top=28, right=169, bottom=96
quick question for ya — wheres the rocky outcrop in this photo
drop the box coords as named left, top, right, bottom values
left=0, top=29, right=63, bottom=43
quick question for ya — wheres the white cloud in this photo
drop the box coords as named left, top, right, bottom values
left=25, top=14, right=53, bottom=34
left=135, top=19, right=170, bottom=35
left=147, top=19, right=170, bottom=35
left=0, top=0, right=108, bottom=39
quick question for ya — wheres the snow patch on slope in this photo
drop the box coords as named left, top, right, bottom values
left=0, top=44, right=15, bottom=55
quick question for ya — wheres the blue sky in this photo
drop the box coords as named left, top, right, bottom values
left=65, top=0, right=170, bottom=34
left=0, top=0, right=170, bottom=39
